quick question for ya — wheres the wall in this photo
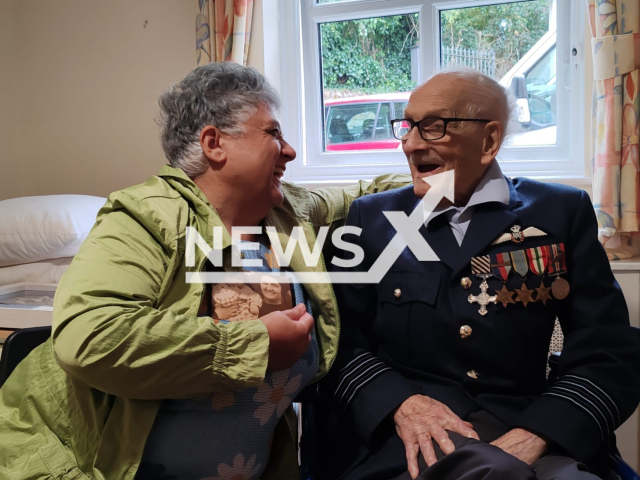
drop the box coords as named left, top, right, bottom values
left=611, top=264, right=640, bottom=471
left=0, top=0, right=20, bottom=200
left=0, top=0, right=195, bottom=200
left=0, top=0, right=267, bottom=201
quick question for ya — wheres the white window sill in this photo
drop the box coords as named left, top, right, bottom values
left=610, top=257, right=640, bottom=271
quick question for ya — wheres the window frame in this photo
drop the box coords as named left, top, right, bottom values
left=276, top=0, right=586, bottom=186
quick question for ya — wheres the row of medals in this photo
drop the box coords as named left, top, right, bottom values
left=465, top=274, right=570, bottom=315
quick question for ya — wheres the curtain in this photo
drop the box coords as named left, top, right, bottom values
left=196, top=0, right=255, bottom=66
left=587, top=0, right=640, bottom=260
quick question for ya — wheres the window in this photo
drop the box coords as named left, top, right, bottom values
left=319, top=14, right=419, bottom=155
left=394, top=101, right=409, bottom=120
left=375, top=103, right=393, bottom=140
left=278, top=0, right=586, bottom=184
left=440, top=2, right=558, bottom=147
left=526, top=47, right=557, bottom=129
left=506, top=44, right=558, bottom=146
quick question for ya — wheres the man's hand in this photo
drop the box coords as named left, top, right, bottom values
left=490, top=428, right=547, bottom=465
left=393, top=395, right=479, bottom=478
left=260, top=303, right=314, bottom=371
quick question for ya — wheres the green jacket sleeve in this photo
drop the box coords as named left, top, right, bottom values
left=308, top=173, right=411, bottom=228
left=52, top=197, right=269, bottom=400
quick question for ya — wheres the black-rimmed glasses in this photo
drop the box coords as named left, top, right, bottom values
left=390, top=117, right=492, bottom=141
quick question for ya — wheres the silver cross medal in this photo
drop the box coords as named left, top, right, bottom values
left=468, top=277, right=497, bottom=316
left=468, top=255, right=496, bottom=316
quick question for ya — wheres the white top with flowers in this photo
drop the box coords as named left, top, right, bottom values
left=137, top=240, right=319, bottom=480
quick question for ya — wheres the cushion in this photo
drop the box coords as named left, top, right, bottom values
left=0, top=257, right=73, bottom=286
left=0, top=195, right=106, bottom=267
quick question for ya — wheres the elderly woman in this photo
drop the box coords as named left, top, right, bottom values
left=0, top=63, right=407, bottom=480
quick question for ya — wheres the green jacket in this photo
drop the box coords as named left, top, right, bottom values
left=0, top=166, right=408, bottom=480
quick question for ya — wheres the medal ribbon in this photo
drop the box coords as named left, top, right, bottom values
left=509, top=250, right=529, bottom=279
left=546, top=243, right=567, bottom=276
left=490, top=251, right=512, bottom=282
left=470, top=255, right=491, bottom=277
left=526, top=246, right=548, bottom=277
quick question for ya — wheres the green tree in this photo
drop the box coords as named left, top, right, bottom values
left=441, top=1, right=551, bottom=79
left=320, top=14, right=419, bottom=98
left=320, top=1, right=551, bottom=98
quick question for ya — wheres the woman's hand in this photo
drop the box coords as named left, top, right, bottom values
left=260, top=303, right=314, bottom=370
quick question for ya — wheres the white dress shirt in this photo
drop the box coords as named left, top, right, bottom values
left=424, top=161, right=510, bottom=246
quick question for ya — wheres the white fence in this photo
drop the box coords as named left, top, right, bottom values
left=441, top=46, right=496, bottom=78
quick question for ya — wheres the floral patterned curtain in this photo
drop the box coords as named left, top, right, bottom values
left=587, top=0, right=640, bottom=260
left=196, top=0, right=254, bottom=66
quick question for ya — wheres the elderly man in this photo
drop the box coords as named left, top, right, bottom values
left=0, top=63, right=407, bottom=479
left=320, top=68, right=640, bottom=480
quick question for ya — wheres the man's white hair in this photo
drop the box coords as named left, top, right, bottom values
left=428, top=66, right=517, bottom=136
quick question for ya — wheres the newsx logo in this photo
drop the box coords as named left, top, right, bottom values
left=185, top=170, right=454, bottom=284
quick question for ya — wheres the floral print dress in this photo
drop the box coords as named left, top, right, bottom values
left=137, top=240, right=319, bottom=480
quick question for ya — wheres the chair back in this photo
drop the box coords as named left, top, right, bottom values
left=0, top=326, right=52, bottom=388
left=610, top=452, right=640, bottom=480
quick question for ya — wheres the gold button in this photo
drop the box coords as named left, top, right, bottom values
left=467, top=370, right=479, bottom=379
left=394, top=288, right=401, bottom=298
left=460, top=325, right=472, bottom=338
left=240, top=252, right=245, bottom=259
left=460, top=277, right=472, bottom=290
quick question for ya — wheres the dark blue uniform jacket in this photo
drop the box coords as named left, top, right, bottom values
left=321, top=177, right=640, bottom=479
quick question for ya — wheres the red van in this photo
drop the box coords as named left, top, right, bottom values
left=324, top=92, right=410, bottom=151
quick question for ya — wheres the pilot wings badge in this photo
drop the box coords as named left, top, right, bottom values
left=491, top=225, right=547, bottom=245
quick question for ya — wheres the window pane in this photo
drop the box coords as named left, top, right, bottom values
left=326, top=103, right=378, bottom=146
left=394, top=102, right=408, bottom=120
left=526, top=46, right=556, bottom=129
left=320, top=14, right=419, bottom=152
left=440, top=0, right=556, bottom=146
left=375, top=103, right=392, bottom=140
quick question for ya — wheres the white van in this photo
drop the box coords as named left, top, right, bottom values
left=499, top=29, right=557, bottom=145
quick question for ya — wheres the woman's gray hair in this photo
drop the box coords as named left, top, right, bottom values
left=158, top=62, right=281, bottom=178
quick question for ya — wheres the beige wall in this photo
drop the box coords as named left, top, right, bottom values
left=0, top=0, right=266, bottom=201
left=0, top=0, right=195, bottom=200
left=0, top=0, right=20, bottom=200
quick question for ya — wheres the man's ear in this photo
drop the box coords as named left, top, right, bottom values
left=200, top=125, right=226, bottom=165
left=481, top=121, right=504, bottom=165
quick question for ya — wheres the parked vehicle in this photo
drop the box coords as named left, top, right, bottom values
left=499, top=30, right=557, bottom=134
left=324, top=92, right=409, bottom=151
